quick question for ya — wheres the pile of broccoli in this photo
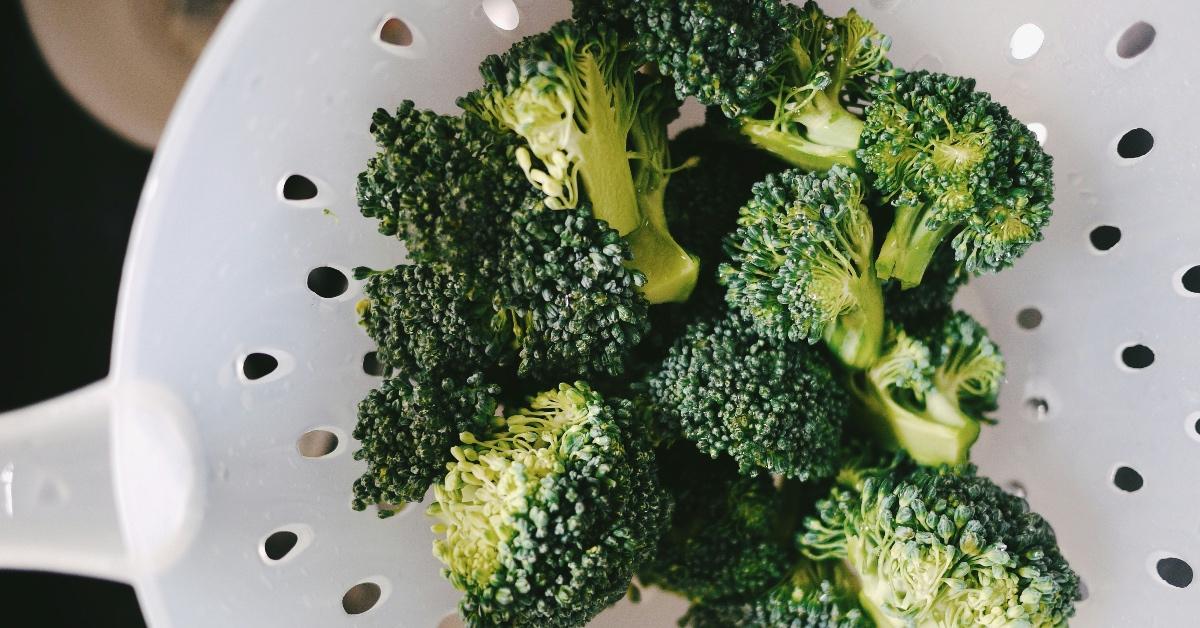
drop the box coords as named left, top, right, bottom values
left=345, top=1, right=1079, bottom=626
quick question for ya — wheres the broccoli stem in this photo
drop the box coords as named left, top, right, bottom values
left=625, top=224, right=699, bottom=304
left=848, top=373, right=979, bottom=466
left=574, top=54, right=642, bottom=236
left=822, top=265, right=884, bottom=369
left=792, top=92, right=865, bottom=150
left=738, top=119, right=858, bottom=171
left=875, top=205, right=956, bottom=289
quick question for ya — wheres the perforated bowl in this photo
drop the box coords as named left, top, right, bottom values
left=1, top=0, right=1196, bottom=626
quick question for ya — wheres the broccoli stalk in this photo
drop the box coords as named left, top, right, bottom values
left=463, top=21, right=699, bottom=303
left=799, top=452, right=1081, bottom=627
left=847, top=312, right=1004, bottom=466
left=720, top=166, right=885, bottom=369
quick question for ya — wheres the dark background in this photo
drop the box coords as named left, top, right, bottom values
left=1, top=1, right=150, bottom=625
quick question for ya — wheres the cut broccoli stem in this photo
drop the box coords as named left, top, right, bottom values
left=848, top=373, right=979, bottom=466
left=792, top=92, right=865, bottom=151
left=738, top=119, right=858, bottom=171
left=856, top=588, right=896, bottom=628
left=875, top=204, right=956, bottom=288
left=822, top=265, right=884, bottom=369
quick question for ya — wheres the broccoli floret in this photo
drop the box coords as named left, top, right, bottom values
left=356, top=264, right=515, bottom=377
left=884, top=245, right=966, bottom=328
left=356, top=102, right=530, bottom=284
left=720, top=166, right=885, bottom=368
left=647, top=310, right=848, bottom=480
left=582, top=0, right=889, bottom=170
left=639, top=444, right=792, bottom=604
left=847, top=311, right=1003, bottom=466
left=351, top=372, right=500, bottom=512
left=800, top=454, right=1080, bottom=627
left=863, top=71, right=1054, bottom=287
left=461, top=20, right=700, bottom=304
left=682, top=560, right=869, bottom=628
left=356, top=201, right=650, bottom=381
left=430, top=383, right=670, bottom=627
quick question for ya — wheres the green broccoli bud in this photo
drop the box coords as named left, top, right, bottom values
left=682, top=560, right=869, bottom=628
left=356, top=102, right=529, bottom=285
left=430, top=383, right=671, bottom=627
left=800, top=455, right=1081, bottom=627
left=863, top=71, right=1053, bottom=287
left=462, top=20, right=699, bottom=303
left=647, top=310, right=848, bottom=480
left=847, top=310, right=1002, bottom=466
left=639, top=444, right=792, bottom=604
left=351, top=372, right=500, bottom=511
left=356, top=264, right=515, bottom=377
left=720, top=166, right=885, bottom=368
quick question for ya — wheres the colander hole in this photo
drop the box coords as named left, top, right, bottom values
left=263, top=531, right=299, bottom=561
left=1089, top=225, right=1121, bottom=251
left=307, top=266, right=349, bottom=298
left=482, top=0, right=519, bottom=31
left=1016, top=307, right=1042, bottom=330
left=297, top=430, right=339, bottom=458
left=363, top=351, right=385, bottom=376
left=1023, top=397, right=1049, bottom=421
left=1117, top=22, right=1156, bottom=59
left=242, top=353, right=279, bottom=380
left=1027, top=122, right=1047, bottom=145
left=281, top=174, right=319, bottom=201
left=342, top=582, right=382, bottom=615
left=1180, top=266, right=1200, bottom=294
left=1193, top=415, right=1200, bottom=438
left=438, top=612, right=466, bottom=628
left=1077, top=577, right=1089, bottom=601
left=1156, top=557, right=1193, bottom=588
left=378, top=18, right=413, bottom=47
left=1005, top=481, right=1027, bottom=498
left=1009, top=23, right=1044, bottom=60
left=1113, top=466, right=1144, bottom=492
left=1117, top=128, right=1154, bottom=159
left=1120, top=344, right=1155, bottom=369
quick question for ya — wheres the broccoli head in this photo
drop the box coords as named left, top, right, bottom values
left=800, top=454, right=1080, bottom=627
left=848, top=310, right=1003, bottom=466
left=639, top=444, right=792, bottom=604
left=647, top=310, right=848, bottom=480
left=863, top=71, right=1054, bottom=288
left=351, top=372, right=500, bottom=512
left=430, top=383, right=671, bottom=627
left=681, top=560, right=869, bottom=628
left=462, top=20, right=699, bottom=303
left=356, top=101, right=530, bottom=285
left=582, top=0, right=890, bottom=170
left=720, top=166, right=885, bottom=368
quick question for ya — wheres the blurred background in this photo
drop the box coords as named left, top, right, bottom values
left=1, top=1, right=230, bottom=625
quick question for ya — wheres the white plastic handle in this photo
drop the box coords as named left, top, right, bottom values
left=0, top=379, right=202, bottom=583
left=0, top=381, right=129, bottom=580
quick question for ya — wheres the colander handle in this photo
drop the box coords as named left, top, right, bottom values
left=0, top=379, right=199, bottom=582
left=0, top=381, right=131, bottom=580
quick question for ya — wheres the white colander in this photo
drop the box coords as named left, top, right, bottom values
left=2, top=0, right=1196, bottom=625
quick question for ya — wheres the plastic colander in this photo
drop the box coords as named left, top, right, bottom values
left=1, top=0, right=1196, bottom=625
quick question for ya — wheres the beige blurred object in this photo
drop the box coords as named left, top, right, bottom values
left=21, top=0, right=232, bottom=149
